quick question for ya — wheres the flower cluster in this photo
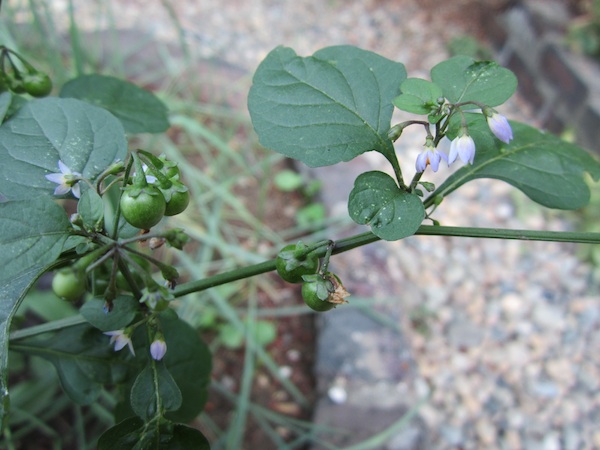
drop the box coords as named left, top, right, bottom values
left=104, top=328, right=167, bottom=361
left=415, top=110, right=513, bottom=173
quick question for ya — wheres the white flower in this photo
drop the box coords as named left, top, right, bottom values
left=104, top=329, right=135, bottom=356
left=448, top=134, right=476, bottom=165
left=415, top=146, right=447, bottom=173
left=150, top=339, right=167, bottom=361
left=486, top=111, right=513, bottom=144
left=45, top=160, right=82, bottom=198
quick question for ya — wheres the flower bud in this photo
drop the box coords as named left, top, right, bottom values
left=150, top=338, right=167, bottom=361
left=486, top=111, right=513, bottom=144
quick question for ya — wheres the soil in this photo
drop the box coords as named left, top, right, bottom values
left=191, top=160, right=320, bottom=448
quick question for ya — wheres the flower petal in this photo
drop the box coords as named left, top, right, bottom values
left=71, top=182, right=81, bottom=199
left=150, top=340, right=167, bottom=361
left=487, top=113, right=513, bottom=144
left=58, top=160, right=71, bottom=175
left=45, top=173, right=65, bottom=184
left=53, top=184, right=71, bottom=196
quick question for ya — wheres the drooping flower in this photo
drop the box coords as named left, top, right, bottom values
left=415, top=140, right=448, bottom=173
left=485, top=111, right=513, bottom=144
left=104, top=329, right=135, bottom=356
left=45, top=160, right=82, bottom=198
left=448, top=133, right=476, bottom=165
left=150, top=338, right=167, bottom=361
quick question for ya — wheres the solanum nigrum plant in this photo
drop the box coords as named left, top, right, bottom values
left=1, top=39, right=600, bottom=450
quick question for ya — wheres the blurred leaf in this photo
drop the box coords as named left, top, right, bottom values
left=348, top=171, right=425, bottom=240
left=60, top=74, right=169, bottom=134
left=16, top=324, right=128, bottom=404
left=218, top=323, right=243, bottom=349
left=435, top=115, right=600, bottom=209
left=80, top=296, right=139, bottom=332
left=296, top=203, right=326, bottom=228
left=274, top=170, right=303, bottom=192
left=431, top=56, right=517, bottom=107
left=19, top=289, right=77, bottom=322
left=219, top=320, right=277, bottom=349
left=0, top=97, right=127, bottom=200
left=0, top=197, right=70, bottom=281
left=0, top=263, right=49, bottom=430
left=248, top=45, right=406, bottom=167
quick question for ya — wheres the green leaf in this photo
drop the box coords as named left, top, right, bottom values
left=348, top=171, right=425, bottom=240
left=219, top=320, right=277, bottom=349
left=60, top=74, right=170, bottom=134
left=78, top=188, right=104, bottom=229
left=0, top=197, right=71, bottom=281
left=161, top=313, right=211, bottom=422
left=0, top=97, right=127, bottom=200
left=168, top=424, right=211, bottom=450
left=431, top=56, right=517, bottom=106
left=248, top=45, right=406, bottom=167
left=16, top=324, right=128, bottom=404
left=116, top=313, right=212, bottom=423
left=435, top=115, right=600, bottom=209
left=393, top=78, right=443, bottom=114
left=97, top=418, right=210, bottom=450
left=80, top=296, right=139, bottom=332
left=97, top=417, right=144, bottom=450
left=273, top=170, right=304, bottom=192
left=0, top=263, right=50, bottom=430
left=130, top=362, right=182, bottom=421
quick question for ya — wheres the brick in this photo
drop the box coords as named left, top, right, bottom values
left=506, top=53, right=545, bottom=109
left=578, top=101, right=600, bottom=156
left=540, top=44, right=588, bottom=109
left=482, top=13, right=508, bottom=50
left=541, top=111, right=564, bottom=136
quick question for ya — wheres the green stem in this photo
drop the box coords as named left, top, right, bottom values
left=173, top=226, right=600, bottom=298
left=415, top=225, right=600, bottom=243
left=9, top=315, right=88, bottom=341
left=379, top=145, right=407, bottom=191
left=13, top=226, right=600, bottom=342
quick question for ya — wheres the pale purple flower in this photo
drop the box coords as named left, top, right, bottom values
left=486, top=112, right=513, bottom=144
left=448, top=134, right=476, bottom=165
left=104, top=329, right=135, bottom=356
left=45, top=160, right=82, bottom=198
left=415, top=146, right=447, bottom=173
left=150, top=339, right=167, bottom=361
